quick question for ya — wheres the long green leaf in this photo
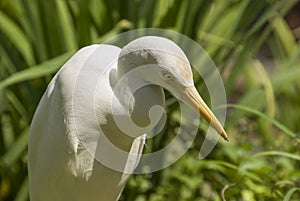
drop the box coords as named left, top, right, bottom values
left=0, top=10, right=34, bottom=65
left=224, top=104, right=298, bottom=139
left=20, top=1, right=48, bottom=62
left=0, top=51, right=74, bottom=91
left=1, top=128, right=28, bottom=167
left=14, top=176, right=29, bottom=201
left=271, top=14, right=297, bottom=56
left=283, top=187, right=300, bottom=201
left=56, top=0, right=78, bottom=51
left=204, top=160, right=263, bottom=183
left=252, top=151, right=300, bottom=161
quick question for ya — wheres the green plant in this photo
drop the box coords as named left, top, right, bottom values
left=0, top=0, right=299, bottom=200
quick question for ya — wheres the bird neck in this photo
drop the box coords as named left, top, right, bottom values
left=129, top=84, right=165, bottom=128
left=111, top=68, right=165, bottom=138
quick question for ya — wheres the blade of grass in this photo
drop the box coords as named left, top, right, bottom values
left=56, top=0, right=77, bottom=51
left=225, top=26, right=271, bottom=93
left=230, top=89, right=266, bottom=124
left=40, top=0, right=67, bottom=56
left=77, top=0, right=91, bottom=47
left=204, top=160, right=263, bottom=183
left=152, top=0, right=170, bottom=27
left=154, top=0, right=182, bottom=28
left=251, top=151, right=300, bottom=161
left=174, top=0, right=188, bottom=34
left=20, top=1, right=48, bottom=62
left=0, top=10, right=34, bottom=66
left=102, top=0, right=120, bottom=23
left=1, top=113, right=15, bottom=149
left=1, top=128, right=28, bottom=167
left=223, top=104, right=298, bottom=139
left=14, top=176, right=29, bottom=201
left=210, top=0, right=250, bottom=39
left=0, top=19, right=133, bottom=91
left=199, top=1, right=230, bottom=33
left=0, top=45, right=16, bottom=74
left=253, top=60, right=275, bottom=117
left=245, top=0, right=297, bottom=38
left=283, top=187, right=300, bottom=201
left=89, top=0, right=112, bottom=34
left=137, top=0, right=156, bottom=28
left=183, top=0, right=205, bottom=37
left=5, top=90, right=28, bottom=122
left=0, top=51, right=74, bottom=91
left=271, top=64, right=300, bottom=89
left=93, top=19, right=134, bottom=44
left=271, top=14, right=297, bottom=56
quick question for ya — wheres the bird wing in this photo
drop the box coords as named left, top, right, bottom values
left=29, top=44, right=121, bottom=172
left=28, top=44, right=123, bottom=200
left=118, top=134, right=146, bottom=194
left=123, top=134, right=146, bottom=173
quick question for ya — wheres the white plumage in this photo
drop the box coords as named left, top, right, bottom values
left=28, top=36, right=228, bottom=201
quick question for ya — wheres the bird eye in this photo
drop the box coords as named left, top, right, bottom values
left=161, top=71, right=174, bottom=81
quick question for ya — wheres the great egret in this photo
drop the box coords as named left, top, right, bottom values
left=28, top=36, right=228, bottom=201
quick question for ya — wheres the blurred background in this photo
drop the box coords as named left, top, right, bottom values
left=0, top=0, right=300, bottom=200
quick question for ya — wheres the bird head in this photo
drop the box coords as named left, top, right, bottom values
left=118, top=36, right=228, bottom=141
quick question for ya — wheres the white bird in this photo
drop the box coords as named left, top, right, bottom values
left=28, top=36, right=228, bottom=201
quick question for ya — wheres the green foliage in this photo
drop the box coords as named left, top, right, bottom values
left=0, top=0, right=299, bottom=200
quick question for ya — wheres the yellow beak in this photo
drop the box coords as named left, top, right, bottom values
left=181, top=86, right=229, bottom=141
